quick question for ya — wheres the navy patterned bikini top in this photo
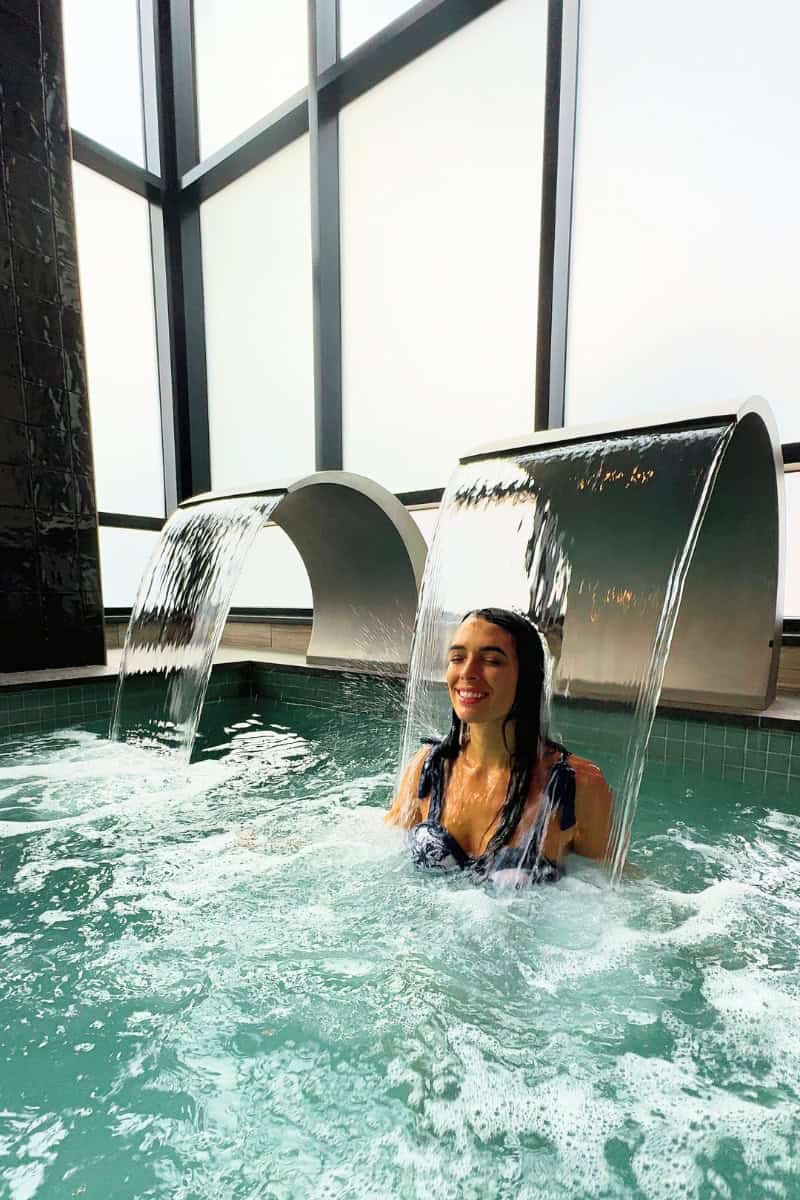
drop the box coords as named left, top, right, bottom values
left=408, top=739, right=576, bottom=887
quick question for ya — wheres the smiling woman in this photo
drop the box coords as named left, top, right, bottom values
left=387, top=607, right=613, bottom=886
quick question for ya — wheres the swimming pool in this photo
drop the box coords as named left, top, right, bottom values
left=1, top=697, right=799, bottom=1199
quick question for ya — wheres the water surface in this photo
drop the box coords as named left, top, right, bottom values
left=1, top=701, right=798, bottom=1199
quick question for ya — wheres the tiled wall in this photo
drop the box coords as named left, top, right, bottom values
left=1, top=663, right=799, bottom=789
left=0, top=664, right=250, bottom=737
left=0, top=0, right=104, bottom=671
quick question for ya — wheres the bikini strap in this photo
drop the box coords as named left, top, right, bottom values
left=417, top=738, right=447, bottom=822
left=548, top=743, right=576, bottom=831
left=519, top=746, right=576, bottom=868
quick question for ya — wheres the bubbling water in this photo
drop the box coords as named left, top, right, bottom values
left=1, top=713, right=799, bottom=1199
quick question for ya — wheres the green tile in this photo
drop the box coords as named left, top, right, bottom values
left=767, top=730, right=793, bottom=755
left=665, top=722, right=687, bottom=743
left=745, top=730, right=769, bottom=753
left=724, top=747, right=744, bottom=768
left=743, top=766, right=765, bottom=787
left=704, top=724, right=726, bottom=748
left=704, top=746, right=724, bottom=769
left=722, top=764, right=744, bottom=782
left=723, top=726, right=746, bottom=748
left=684, top=742, right=703, bottom=764
left=766, top=752, right=789, bottom=775
left=745, top=748, right=767, bottom=770
left=684, top=721, right=705, bottom=745
left=763, top=773, right=790, bottom=798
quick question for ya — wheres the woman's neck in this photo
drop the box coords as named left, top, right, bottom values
left=461, top=720, right=514, bottom=769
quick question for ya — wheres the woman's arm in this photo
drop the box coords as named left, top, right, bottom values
left=385, top=746, right=428, bottom=829
left=571, top=758, right=614, bottom=861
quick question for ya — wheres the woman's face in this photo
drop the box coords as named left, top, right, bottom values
left=446, top=617, right=519, bottom=726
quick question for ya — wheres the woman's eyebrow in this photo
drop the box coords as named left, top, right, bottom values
left=447, top=643, right=509, bottom=657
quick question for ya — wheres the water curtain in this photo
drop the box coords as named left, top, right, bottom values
left=399, top=422, right=736, bottom=883
left=110, top=495, right=281, bottom=759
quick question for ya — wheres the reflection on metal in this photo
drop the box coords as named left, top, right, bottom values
left=461, top=398, right=785, bottom=712
left=182, top=471, right=427, bottom=670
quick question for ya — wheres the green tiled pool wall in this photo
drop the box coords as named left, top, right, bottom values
left=554, top=705, right=800, bottom=793
left=0, top=665, right=249, bottom=738
left=251, top=664, right=405, bottom=722
left=1, top=663, right=799, bottom=790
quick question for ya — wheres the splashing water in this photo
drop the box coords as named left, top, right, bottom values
left=399, top=424, right=736, bottom=880
left=110, top=495, right=281, bottom=759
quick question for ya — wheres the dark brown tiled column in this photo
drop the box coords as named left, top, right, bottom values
left=0, top=0, right=104, bottom=670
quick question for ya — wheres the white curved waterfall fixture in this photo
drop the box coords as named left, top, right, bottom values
left=112, top=471, right=428, bottom=757
left=182, top=470, right=428, bottom=669
left=458, top=396, right=784, bottom=712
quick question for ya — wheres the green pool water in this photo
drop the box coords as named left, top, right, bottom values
left=1, top=699, right=799, bottom=1199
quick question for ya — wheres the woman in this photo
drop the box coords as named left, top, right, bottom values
left=387, top=608, right=613, bottom=886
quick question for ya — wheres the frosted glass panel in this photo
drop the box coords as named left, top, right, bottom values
left=410, top=507, right=439, bottom=547
left=201, top=137, right=315, bottom=492
left=194, top=0, right=308, bottom=160
left=340, top=0, right=420, bottom=55
left=98, top=527, right=160, bottom=608
left=786, top=474, right=800, bottom=618
left=63, top=0, right=144, bottom=164
left=340, top=0, right=546, bottom=493
left=73, top=165, right=165, bottom=518
left=566, top=0, right=800, bottom=443
left=230, top=525, right=313, bottom=609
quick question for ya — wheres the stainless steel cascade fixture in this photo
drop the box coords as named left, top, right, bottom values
left=460, top=398, right=784, bottom=712
left=181, top=471, right=428, bottom=671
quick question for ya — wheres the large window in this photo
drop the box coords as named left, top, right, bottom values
left=98, top=528, right=161, bottom=608
left=72, top=164, right=165, bottom=518
left=59, top=0, right=798, bottom=628
left=230, top=526, right=312, bottom=609
left=193, top=0, right=308, bottom=160
left=340, top=0, right=548, bottom=493
left=565, top=0, right=800, bottom=444
left=62, top=0, right=145, bottom=165
left=200, top=137, right=315, bottom=492
left=339, top=0, right=421, bottom=55
left=785, top=474, right=800, bottom=618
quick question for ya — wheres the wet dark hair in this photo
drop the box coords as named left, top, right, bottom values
left=435, top=607, right=550, bottom=856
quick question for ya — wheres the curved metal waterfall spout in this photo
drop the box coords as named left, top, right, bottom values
left=181, top=471, right=428, bottom=671
left=460, top=397, right=785, bottom=712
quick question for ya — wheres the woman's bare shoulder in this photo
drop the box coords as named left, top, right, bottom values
left=569, top=753, right=613, bottom=860
left=386, top=744, right=430, bottom=827
left=569, top=754, right=610, bottom=787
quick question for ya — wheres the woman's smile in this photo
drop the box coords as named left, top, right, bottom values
left=454, top=687, right=489, bottom=706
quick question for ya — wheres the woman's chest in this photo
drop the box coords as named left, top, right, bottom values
left=420, top=759, right=574, bottom=862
